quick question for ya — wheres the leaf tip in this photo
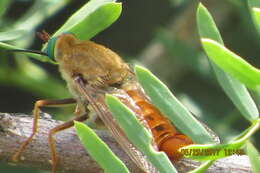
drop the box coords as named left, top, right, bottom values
left=134, top=65, right=152, bottom=80
left=74, top=121, right=85, bottom=133
left=134, top=64, right=146, bottom=73
left=196, top=2, right=207, bottom=19
left=197, top=2, right=205, bottom=12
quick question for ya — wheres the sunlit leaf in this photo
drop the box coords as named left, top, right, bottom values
left=54, top=0, right=122, bottom=40
left=74, top=121, right=130, bottom=173
left=201, top=38, right=260, bottom=90
left=135, top=65, right=215, bottom=144
left=106, top=94, right=178, bottom=173
left=197, top=3, right=259, bottom=122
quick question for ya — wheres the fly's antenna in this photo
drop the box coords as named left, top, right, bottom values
left=9, top=30, right=50, bottom=57
left=11, top=49, right=48, bottom=56
left=36, top=30, right=50, bottom=43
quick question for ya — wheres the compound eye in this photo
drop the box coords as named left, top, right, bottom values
left=43, top=36, right=58, bottom=60
left=43, top=32, right=76, bottom=60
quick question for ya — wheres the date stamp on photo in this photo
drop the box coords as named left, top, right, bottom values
left=180, top=148, right=245, bottom=157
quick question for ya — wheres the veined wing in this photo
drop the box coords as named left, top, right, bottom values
left=74, top=76, right=158, bottom=173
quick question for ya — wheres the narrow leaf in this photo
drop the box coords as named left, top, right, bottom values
left=54, top=0, right=122, bottom=40
left=74, top=121, right=130, bottom=173
left=106, top=94, right=178, bottom=173
left=201, top=38, right=260, bottom=90
left=197, top=3, right=259, bottom=122
left=135, top=65, right=215, bottom=144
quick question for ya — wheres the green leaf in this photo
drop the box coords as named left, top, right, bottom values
left=2, top=0, right=121, bottom=64
left=105, top=95, right=178, bottom=173
left=201, top=38, right=260, bottom=90
left=135, top=65, right=215, bottom=144
left=181, top=119, right=259, bottom=161
left=53, top=0, right=122, bottom=40
left=197, top=3, right=259, bottom=122
left=74, top=121, right=130, bottom=173
left=196, top=4, right=223, bottom=44
left=246, top=142, right=260, bottom=173
left=248, top=0, right=260, bottom=33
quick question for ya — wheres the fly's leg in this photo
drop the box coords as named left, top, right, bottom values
left=74, top=101, right=89, bottom=116
left=12, top=98, right=76, bottom=162
left=49, top=113, right=88, bottom=173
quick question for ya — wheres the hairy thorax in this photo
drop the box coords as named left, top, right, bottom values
left=53, top=34, right=130, bottom=98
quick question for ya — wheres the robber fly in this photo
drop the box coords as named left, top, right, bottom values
left=12, top=32, right=196, bottom=173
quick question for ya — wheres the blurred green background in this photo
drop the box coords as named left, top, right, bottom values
left=0, top=0, right=259, bottom=172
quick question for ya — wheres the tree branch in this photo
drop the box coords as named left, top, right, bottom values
left=0, top=112, right=252, bottom=173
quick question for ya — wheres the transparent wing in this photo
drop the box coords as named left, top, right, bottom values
left=201, top=121, right=220, bottom=144
left=74, top=76, right=158, bottom=173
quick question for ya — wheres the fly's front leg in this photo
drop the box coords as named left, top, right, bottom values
left=12, top=98, right=76, bottom=162
left=48, top=113, right=88, bottom=173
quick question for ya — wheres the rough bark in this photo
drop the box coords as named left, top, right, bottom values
left=0, top=112, right=252, bottom=173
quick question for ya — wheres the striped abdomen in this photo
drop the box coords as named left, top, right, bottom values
left=126, top=89, right=193, bottom=161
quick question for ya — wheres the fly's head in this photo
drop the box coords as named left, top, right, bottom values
left=44, top=33, right=131, bottom=90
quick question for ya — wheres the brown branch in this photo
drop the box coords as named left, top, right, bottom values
left=0, top=112, right=252, bottom=173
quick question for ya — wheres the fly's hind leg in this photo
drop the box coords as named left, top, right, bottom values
left=12, top=98, right=76, bottom=162
left=48, top=113, right=88, bottom=173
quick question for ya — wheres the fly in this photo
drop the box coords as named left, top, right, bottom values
left=11, top=32, right=214, bottom=173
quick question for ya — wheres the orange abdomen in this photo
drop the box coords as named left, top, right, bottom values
left=126, top=89, right=193, bottom=161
